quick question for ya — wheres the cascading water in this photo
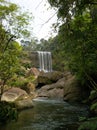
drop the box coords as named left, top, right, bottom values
left=37, top=51, right=52, bottom=72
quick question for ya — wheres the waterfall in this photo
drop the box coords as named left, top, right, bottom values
left=37, top=51, right=52, bottom=72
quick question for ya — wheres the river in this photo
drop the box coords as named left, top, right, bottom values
left=0, top=99, right=89, bottom=130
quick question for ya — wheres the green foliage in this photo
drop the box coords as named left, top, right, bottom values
left=0, top=0, right=33, bottom=95
left=78, top=117, right=97, bottom=130
left=0, top=0, right=33, bottom=40
left=8, top=76, right=27, bottom=88
left=89, top=90, right=97, bottom=101
left=0, top=41, right=21, bottom=83
left=79, top=116, right=87, bottom=122
left=0, top=1, right=18, bottom=17
left=62, top=12, right=97, bottom=84
left=44, top=2, right=97, bottom=88
left=7, top=75, right=35, bottom=88
left=90, top=102, right=97, bottom=111
left=0, top=101, right=18, bottom=123
left=48, top=0, right=97, bottom=21
left=7, top=75, right=35, bottom=94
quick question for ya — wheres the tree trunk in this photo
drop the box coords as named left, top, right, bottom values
left=0, top=80, right=6, bottom=101
left=1, top=85, right=4, bottom=95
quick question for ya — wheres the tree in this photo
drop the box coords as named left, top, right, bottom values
left=0, top=0, right=33, bottom=95
left=47, top=0, right=97, bottom=89
left=0, top=41, right=22, bottom=94
left=48, top=0, right=97, bottom=20
left=0, top=0, right=33, bottom=41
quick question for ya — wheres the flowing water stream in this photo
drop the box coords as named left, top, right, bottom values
left=0, top=99, right=89, bottom=130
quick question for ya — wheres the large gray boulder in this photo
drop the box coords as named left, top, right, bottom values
left=1, top=87, right=33, bottom=109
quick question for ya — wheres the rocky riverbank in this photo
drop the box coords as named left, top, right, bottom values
left=0, top=68, right=90, bottom=109
left=1, top=68, right=97, bottom=129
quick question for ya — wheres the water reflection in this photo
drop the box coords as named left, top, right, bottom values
left=0, top=99, right=89, bottom=130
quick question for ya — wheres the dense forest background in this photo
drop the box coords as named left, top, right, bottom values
left=0, top=0, right=97, bottom=93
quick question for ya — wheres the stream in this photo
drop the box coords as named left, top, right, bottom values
left=0, top=99, right=89, bottom=130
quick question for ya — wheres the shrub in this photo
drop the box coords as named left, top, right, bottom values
left=78, top=117, right=97, bottom=130
left=0, top=101, right=18, bottom=123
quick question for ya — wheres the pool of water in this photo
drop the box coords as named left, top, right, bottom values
left=0, top=99, right=89, bottom=130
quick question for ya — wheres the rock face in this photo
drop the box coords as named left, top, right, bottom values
left=1, top=87, right=33, bottom=109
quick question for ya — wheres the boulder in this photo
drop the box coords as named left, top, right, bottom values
left=37, top=77, right=65, bottom=99
left=37, top=71, right=65, bottom=86
left=15, top=98, right=33, bottom=110
left=37, top=73, right=84, bottom=102
left=1, top=87, right=33, bottom=109
left=20, top=82, right=37, bottom=99
left=26, top=82, right=37, bottom=99
left=27, top=82, right=36, bottom=93
left=26, top=67, right=40, bottom=78
left=63, top=75, right=82, bottom=102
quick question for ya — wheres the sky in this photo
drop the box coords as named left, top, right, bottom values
left=9, top=0, right=57, bottom=40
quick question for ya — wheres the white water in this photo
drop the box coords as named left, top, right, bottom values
left=37, top=51, right=52, bottom=72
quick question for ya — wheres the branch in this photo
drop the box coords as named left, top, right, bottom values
left=3, top=34, right=16, bottom=52
left=35, top=0, right=43, bottom=9
left=40, top=11, right=57, bottom=27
